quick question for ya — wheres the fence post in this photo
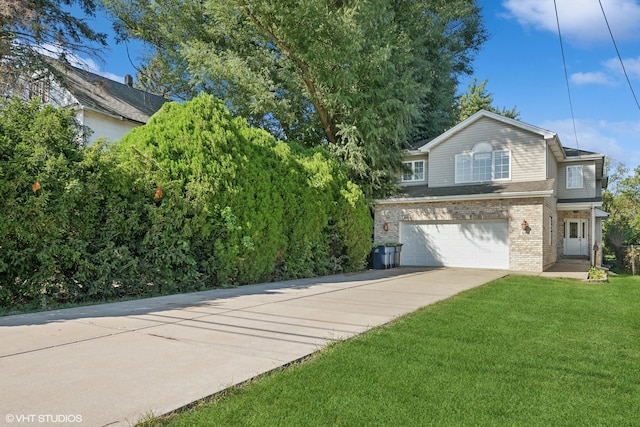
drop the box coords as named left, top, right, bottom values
left=633, top=245, right=636, bottom=276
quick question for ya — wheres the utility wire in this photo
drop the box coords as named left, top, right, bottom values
left=553, top=0, right=580, bottom=149
left=598, top=0, right=640, bottom=113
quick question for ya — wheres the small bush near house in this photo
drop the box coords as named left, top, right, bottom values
left=0, top=95, right=372, bottom=310
left=588, top=266, right=607, bottom=281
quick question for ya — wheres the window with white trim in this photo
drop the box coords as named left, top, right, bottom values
left=454, top=143, right=511, bottom=184
left=402, top=160, right=425, bottom=182
left=566, top=165, right=583, bottom=189
left=29, top=74, right=50, bottom=102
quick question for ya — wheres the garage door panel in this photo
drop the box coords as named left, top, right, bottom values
left=400, top=221, right=509, bottom=269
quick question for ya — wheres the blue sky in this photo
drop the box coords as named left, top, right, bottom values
left=76, top=0, right=640, bottom=169
left=465, top=0, right=640, bottom=168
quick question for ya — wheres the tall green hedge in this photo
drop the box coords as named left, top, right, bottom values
left=116, top=94, right=372, bottom=287
left=0, top=95, right=372, bottom=309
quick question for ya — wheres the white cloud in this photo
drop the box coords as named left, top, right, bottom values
left=71, top=56, right=125, bottom=83
left=541, top=118, right=640, bottom=167
left=502, top=0, right=640, bottom=45
left=570, top=71, right=615, bottom=85
left=35, top=43, right=126, bottom=83
left=604, top=56, right=640, bottom=79
left=571, top=56, right=640, bottom=87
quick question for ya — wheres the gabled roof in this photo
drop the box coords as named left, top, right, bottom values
left=417, top=110, right=566, bottom=161
left=52, top=61, right=169, bottom=124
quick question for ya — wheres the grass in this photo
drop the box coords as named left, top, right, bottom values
left=142, top=274, right=640, bottom=426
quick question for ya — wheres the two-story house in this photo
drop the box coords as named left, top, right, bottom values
left=374, top=110, right=608, bottom=272
left=25, top=60, right=168, bottom=144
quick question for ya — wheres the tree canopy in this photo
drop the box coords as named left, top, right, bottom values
left=0, top=0, right=107, bottom=94
left=603, top=161, right=640, bottom=266
left=104, top=0, right=487, bottom=197
left=456, top=78, right=520, bottom=122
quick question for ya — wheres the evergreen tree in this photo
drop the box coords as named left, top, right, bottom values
left=457, top=78, right=520, bottom=122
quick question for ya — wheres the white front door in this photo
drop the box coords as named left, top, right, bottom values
left=565, top=219, right=589, bottom=256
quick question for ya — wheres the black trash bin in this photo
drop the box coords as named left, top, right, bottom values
left=372, top=245, right=386, bottom=269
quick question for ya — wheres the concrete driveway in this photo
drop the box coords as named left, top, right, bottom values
left=0, top=267, right=506, bottom=426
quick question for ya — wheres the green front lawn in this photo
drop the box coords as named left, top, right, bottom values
left=141, top=275, right=640, bottom=426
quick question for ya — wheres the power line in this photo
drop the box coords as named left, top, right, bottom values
left=598, top=0, right=640, bottom=113
left=553, top=0, right=580, bottom=149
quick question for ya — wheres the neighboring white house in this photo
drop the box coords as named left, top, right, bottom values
left=25, top=60, right=169, bottom=144
left=374, top=110, right=608, bottom=272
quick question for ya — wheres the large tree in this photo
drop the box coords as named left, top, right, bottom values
left=456, top=78, right=520, bottom=122
left=104, top=0, right=487, bottom=197
left=0, top=0, right=107, bottom=94
left=602, top=160, right=640, bottom=266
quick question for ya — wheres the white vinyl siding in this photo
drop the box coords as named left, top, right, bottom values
left=402, top=160, right=425, bottom=182
left=429, top=117, right=546, bottom=187
left=80, top=110, right=139, bottom=145
left=566, top=165, right=583, bottom=189
left=546, top=143, right=558, bottom=181
left=557, top=162, right=597, bottom=200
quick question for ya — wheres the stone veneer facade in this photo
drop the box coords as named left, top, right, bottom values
left=374, top=197, right=556, bottom=272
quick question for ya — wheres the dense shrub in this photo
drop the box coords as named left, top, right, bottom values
left=0, top=98, right=84, bottom=305
left=116, top=94, right=372, bottom=287
left=0, top=95, right=372, bottom=309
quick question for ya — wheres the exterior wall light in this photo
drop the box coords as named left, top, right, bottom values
left=383, top=222, right=389, bottom=232
left=521, top=219, right=528, bottom=231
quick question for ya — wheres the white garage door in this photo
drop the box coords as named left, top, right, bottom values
left=400, top=221, right=509, bottom=269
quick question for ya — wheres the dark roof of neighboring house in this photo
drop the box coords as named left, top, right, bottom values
left=563, top=147, right=599, bottom=157
left=408, top=137, right=434, bottom=151
left=53, top=61, right=169, bottom=124
left=392, top=179, right=555, bottom=199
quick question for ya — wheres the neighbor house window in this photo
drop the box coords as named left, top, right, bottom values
left=402, top=160, right=425, bottom=182
left=455, top=142, right=510, bottom=184
left=566, top=165, right=583, bottom=189
left=29, top=75, right=50, bottom=102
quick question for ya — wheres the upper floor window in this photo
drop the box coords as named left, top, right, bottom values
left=455, top=142, right=510, bottom=184
left=29, top=75, right=50, bottom=102
left=402, top=160, right=425, bottom=182
left=566, top=165, right=583, bottom=189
